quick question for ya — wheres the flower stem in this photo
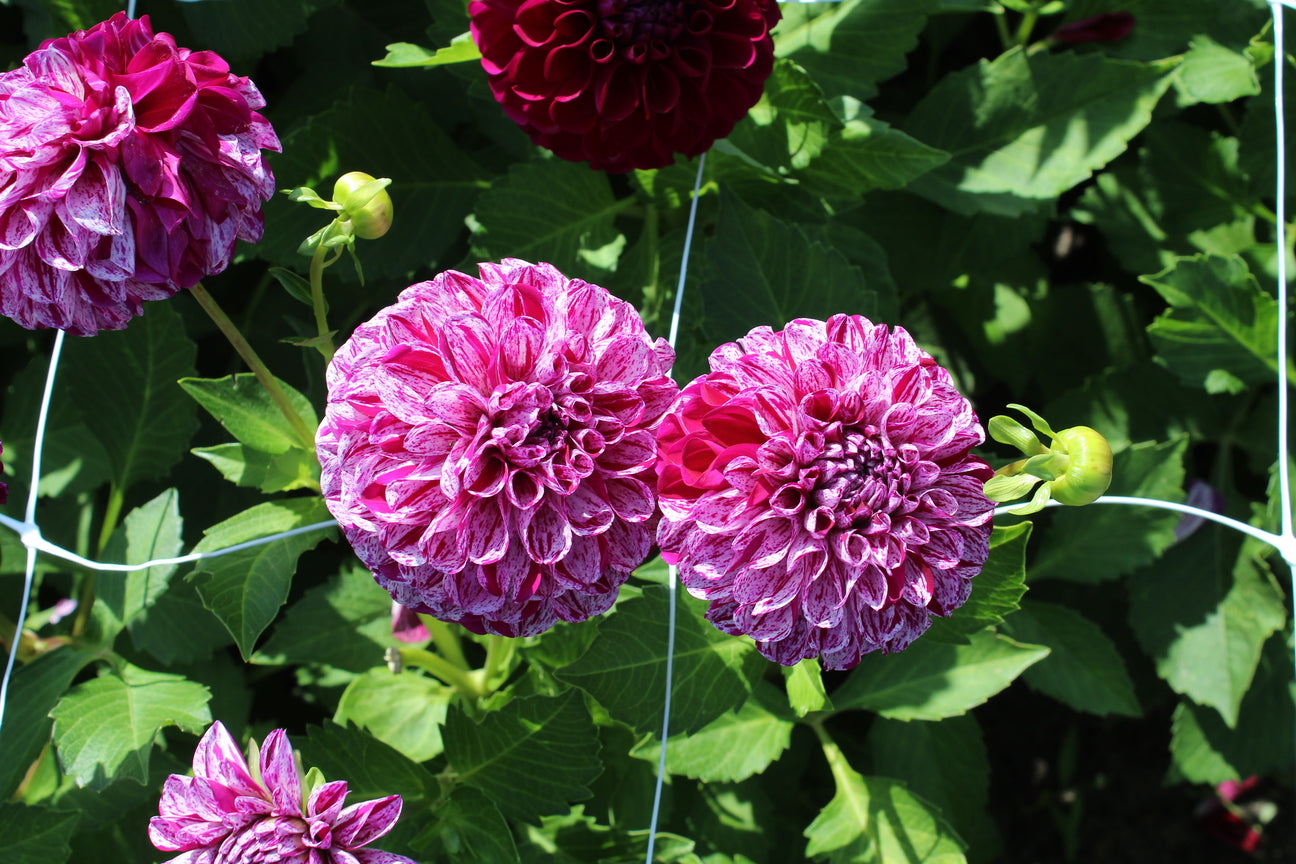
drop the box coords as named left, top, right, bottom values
left=189, top=283, right=316, bottom=450
left=421, top=616, right=470, bottom=670
left=482, top=634, right=515, bottom=689
left=309, top=242, right=335, bottom=362
left=809, top=718, right=854, bottom=790
left=398, top=646, right=484, bottom=701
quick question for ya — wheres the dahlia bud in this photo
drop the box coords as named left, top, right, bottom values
left=331, top=172, right=394, bottom=240
left=984, top=404, right=1113, bottom=515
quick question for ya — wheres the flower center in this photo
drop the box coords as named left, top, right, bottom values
left=595, top=0, right=686, bottom=61
left=808, top=428, right=892, bottom=514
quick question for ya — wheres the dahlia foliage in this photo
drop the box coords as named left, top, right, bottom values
left=149, top=722, right=415, bottom=864
left=656, top=316, right=996, bottom=670
left=0, top=12, right=278, bottom=335
left=469, top=0, right=780, bottom=171
left=317, top=259, right=679, bottom=636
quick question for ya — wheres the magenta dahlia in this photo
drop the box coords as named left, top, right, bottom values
left=149, top=722, right=415, bottom=864
left=468, top=0, right=780, bottom=171
left=656, top=316, right=996, bottom=670
left=0, top=13, right=279, bottom=336
left=316, top=259, right=679, bottom=637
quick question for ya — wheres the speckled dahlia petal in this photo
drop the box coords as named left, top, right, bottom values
left=657, top=314, right=995, bottom=671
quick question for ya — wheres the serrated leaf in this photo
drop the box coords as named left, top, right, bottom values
left=832, top=630, right=1048, bottom=721
left=192, top=442, right=320, bottom=493
left=1001, top=601, right=1140, bottom=717
left=775, top=0, right=936, bottom=102
left=906, top=50, right=1177, bottom=216
left=1175, top=34, right=1261, bottom=105
left=0, top=804, right=78, bottom=864
left=335, top=669, right=451, bottom=763
left=299, top=722, right=440, bottom=805
left=783, top=658, right=831, bottom=717
left=0, top=647, right=98, bottom=800
left=187, top=498, right=336, bottom=660
left=470, top=159, right=627, bottom=280
left=374, top=34, right=481, bottom=67
left=445, top=692, right=602, bottom=823
left=866, top=716, right=995, bottom=860
left=925, top=523, right=1030, bottom=643
left=804, top=765, right=966, bottom=864
left=179, top=374, right=317, bottom=455
left=98, top=488, right=184, bottom=634
left=179, top=0, right=340, bottom=61
left=556, top=585, right=764, bottom=736
left=631, top=683, right=793, bottom=782
left=700, top=190, right=885, bottom=346
left=254, top=564, right=392, bottom=672
left=417, top=787, right=520, bottom=864
left=60, top=301, right=198, bottom=490
left=801, top=113, right=949, bottom=197
left=1129, top=526, right=1286, bottom=727
left=1026, top=438, right=1187, bottom=583
left=127, top=576, right=235, bottom=665
left=1142, top=254, right=1291, bottom=394
left=260, top=87, right=488, bottom=279
left=50, top=662, right=211, bottom=790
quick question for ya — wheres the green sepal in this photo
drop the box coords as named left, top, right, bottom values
left=268, top=266, right=315, bottom=308
left=987, top=415, right=1047, bottom=456
left=1005, top=479, right=1055, bottom=515
left=285, top=186, right=343, bottom=210
left=984, top=472, right=1041, bottom=503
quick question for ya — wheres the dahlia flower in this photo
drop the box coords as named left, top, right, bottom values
left=317, top=259, right=679, bottom=637
left=469, top=0, right=780, bottom=171
left=149, top=721, right=415, bottom=864
left=656, top=316, right=995, bottom=670
left=0, top=12, right=279, bottom=336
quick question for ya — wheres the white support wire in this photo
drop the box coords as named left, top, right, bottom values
left=1272, top=1, right=1294, bottom=549
left=644, top=152, right=706, bottom=864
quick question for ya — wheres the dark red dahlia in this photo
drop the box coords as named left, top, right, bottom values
left=469, top=0, right=780, bottom=171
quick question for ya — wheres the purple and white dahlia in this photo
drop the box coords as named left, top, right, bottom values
left=149, top=722, right=414, bottom=864
left=656, top=315, right=995, bottom=670
left=317, top=259, right=679, bottom=637
left=0, top=13, right=279, bottom=335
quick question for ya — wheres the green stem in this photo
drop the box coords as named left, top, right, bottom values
left=809, top=718, right=854, bottom=789
left=993, top=9, right=1012, bottom=49
left=422, top=616, right=471, bottom=670
left=189, top=283, right=316, bottom=450
left=482, top=634, right=515, bottom=689
left=309, top=242, right=335, bottom=363
left=1015, top=9, right=1039, bottom=46
left=399, top=646, right=484, bottom=701
left=71, top=483, right=126, bottom=637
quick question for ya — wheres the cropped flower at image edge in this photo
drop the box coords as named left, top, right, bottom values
left=150, top=721, right=416, bottom=864
left=0, top=12, right=279, bottom=335
left=317, top=259, right=679, bottom=637
left=656, top=315, right=996, bottom=670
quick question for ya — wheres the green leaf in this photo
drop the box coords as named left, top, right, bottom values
left=801, top=112, right=949, bottom=197
left=50, top=662, right=211, bottom=790
left=335, top=669, right=452, bottom=763
left=804, top=770, right=966, bottom=864
left=254, top=564, right=393, bottom=673
left=783, top=658, right=831, bottom=717
left=557, top=585, right=765, bottom=736
left=268, top=266, right=316, bottom=308
left=179, top=374, right=317, bottom=455
left=418, top=787, right=521, bottom=864
left=631, top=683, right=793, bottom=783
left=1001, top=601, right=1141, bottom=717
left=0, top=647, right=98, bottom=800
left=866, top=716, right=996, bottom=861
left=0, top=804, right=78, bottom=864
left=775, top=0, right=936, bottom=102
left=905, top=49, right=1178, bottom=216
left=445, top=691, right=603, bottom=823
left=374, top=34, right=481, bottom=67
left=260, top=87, right=488, bottom=279
left=60, top=301, right=198, bottom=490
left=188, top=498, right=336, bottom=660
left=700, top=190, right=886, bottom=346
left=1129, top=527, right=1286, bottom=727
left=926, top=523, right=1030, bottom=643
left=470, top=159, right=628, bottom=280
left=127, top=577, right=235, bottom=666
left=98, top=488, right=184, bottom=633
left=192, top=442, right=320, bottom=494
left=832, top=630, right=1049, bottom=721
left=299, top=722, right=440, bottom=805
left=1026, top=438, right=1187, bottom=583
left=178, top=0, right=341, bottom=61
left=1143, top=254, right=1290, bottom=394
left=1169, top=637, right=1295, bottom=784
left=1175, top=34, right=1261, bottom=105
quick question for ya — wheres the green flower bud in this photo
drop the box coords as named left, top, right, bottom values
left=983, top=405, right=1113, bottom=514
left=331, top=171, right=393, bottom=240
left=1048, top=425, right=1113, bottom=506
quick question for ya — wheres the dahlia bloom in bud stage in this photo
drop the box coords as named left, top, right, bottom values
left=149, top=721, right=415, bottom=864
left=656, top=316, right=996, bottom=670
left=469, top=0, right=780, bottom=171
left=0, top=13, right=279, bottom=336
left=317, top=259, right=679, bottom=637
